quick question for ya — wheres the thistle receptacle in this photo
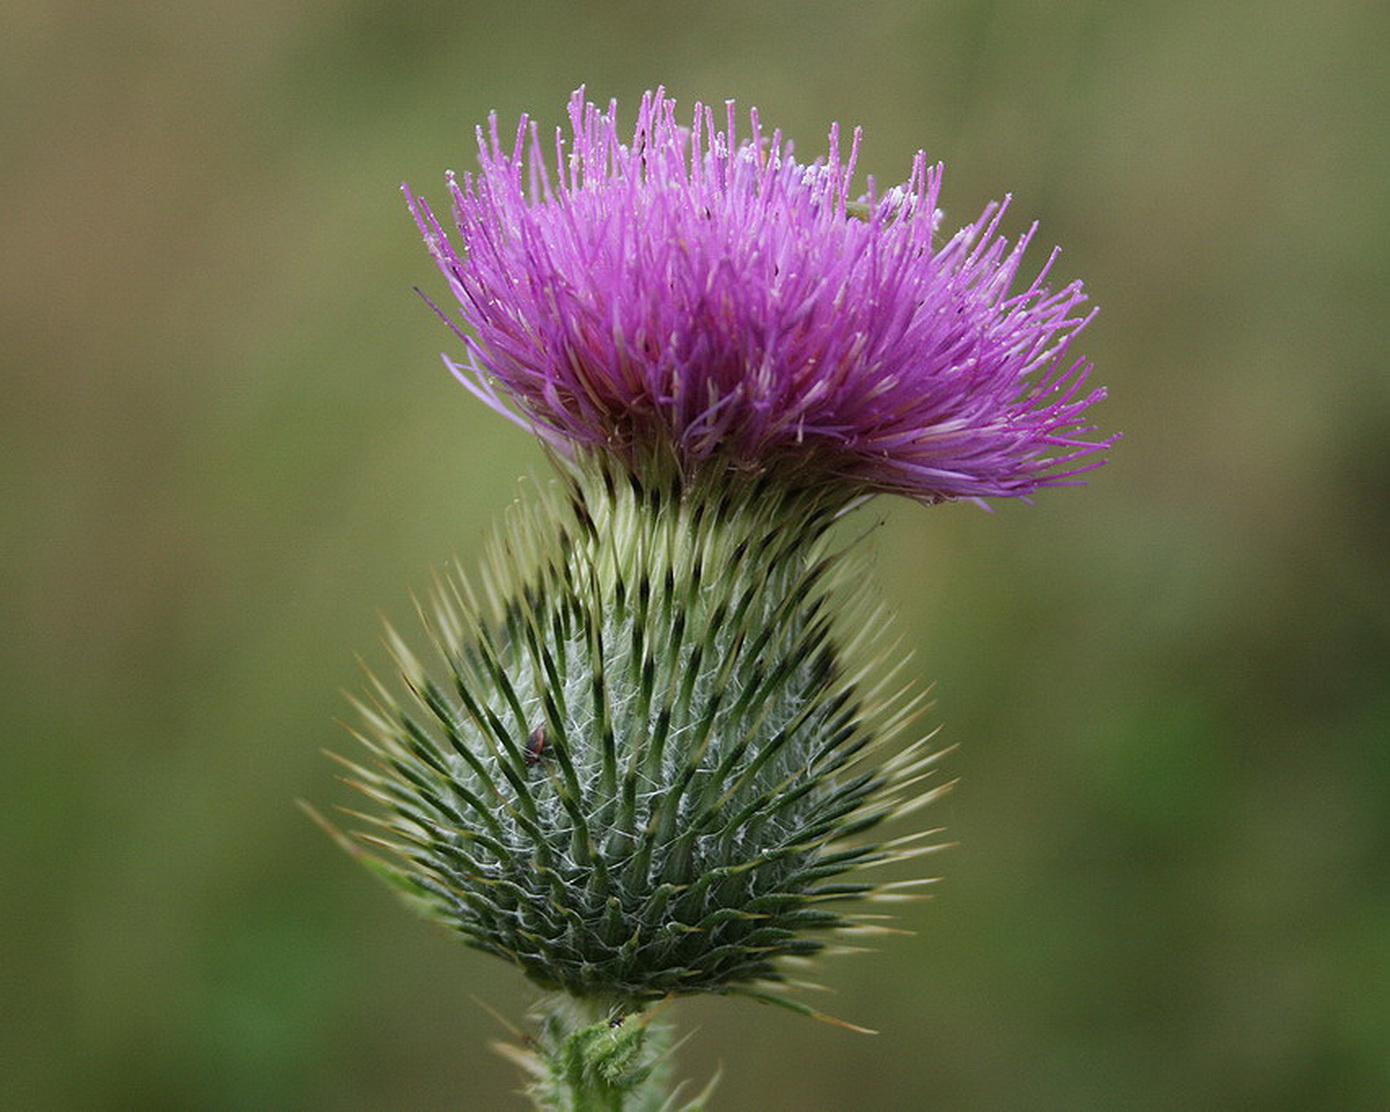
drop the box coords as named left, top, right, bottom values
left=340, top=455, right=946, bottom=1012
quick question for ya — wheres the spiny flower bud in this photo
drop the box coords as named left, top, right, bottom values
left=337, top=456, right=945, bottom=1010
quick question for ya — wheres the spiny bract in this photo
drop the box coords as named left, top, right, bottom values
left=337, top=457, right=946, bottom=1008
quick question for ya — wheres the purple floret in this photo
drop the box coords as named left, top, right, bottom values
left=407, top=87, right=1113, bottom=503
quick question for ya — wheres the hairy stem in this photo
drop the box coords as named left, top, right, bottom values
left=500, top=995, right=713, bottom=1112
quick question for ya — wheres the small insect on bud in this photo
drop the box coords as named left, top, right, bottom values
left=523, top=725, right=547, bottom=768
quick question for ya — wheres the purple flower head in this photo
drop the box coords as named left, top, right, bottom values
left=407, top=87, right=1113, bottom=503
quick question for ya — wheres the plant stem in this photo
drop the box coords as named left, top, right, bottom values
left=499, top=994, right=714, bottom=1112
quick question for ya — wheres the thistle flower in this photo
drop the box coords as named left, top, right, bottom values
left=407, top=87, right=1112, bottom=505
left=324, top=87, right=1113, bottom=1109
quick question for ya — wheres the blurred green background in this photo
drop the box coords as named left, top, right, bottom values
left=3, top=1, right=1386, bottom=1108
